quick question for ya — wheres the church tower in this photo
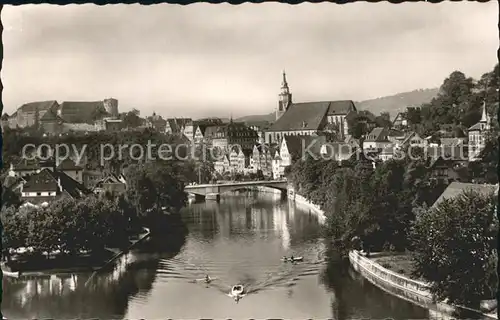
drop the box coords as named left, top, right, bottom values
left=480, top=101, right=490, bottom=131
left=276, top=70, right=292, bottom=121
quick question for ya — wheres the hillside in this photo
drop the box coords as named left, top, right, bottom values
left=235, top=113, right=275, bottom=123
left=236, top=88, right=439, bottom=123
left=355, top=88, right=439, bottom=117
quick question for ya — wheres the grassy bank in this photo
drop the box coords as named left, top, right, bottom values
left=370, top=253, right=425, bottom=282
left=3, top=228, right=150, bottom=275
left=369, top=252, right=498, bottom=315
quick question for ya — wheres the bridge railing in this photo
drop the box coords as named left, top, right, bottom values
left=184, top=180, right=287, bottom=188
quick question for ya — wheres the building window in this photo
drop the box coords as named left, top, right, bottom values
left=36, top=192, right=41, bottom=196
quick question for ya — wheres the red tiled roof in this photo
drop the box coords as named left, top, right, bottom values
left=432, top=182, right=497, bottom=208
left=40, top=108, right=64, bottom=122
left=14, top=158, right=40, bottom=171
left=22, top=168, right=91, bottom=197
left=22, top=169, right=59, bottom=193
left=18, top=100, right=59, bottom=113
left=468, top=121, right=487, bottom=131
left=365, top=127, right=390, bottom=142
left=57, top=158, right=83, bottom=171
left=59, top=101, right=109, bottom=123
left=166, top=118, right=192, bottom=133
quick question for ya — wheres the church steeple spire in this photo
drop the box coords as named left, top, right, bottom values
left=276, top=70, right=292, bottom=121
left=281, top=70, right=289, bottom=90
left=480, top=101, right=488, bottom=123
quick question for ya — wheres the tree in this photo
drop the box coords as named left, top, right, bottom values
left=375, top=112, right=392, bottom=128
left=27, top=207, right=62, bottom=258
left=1, top=187, right=22, bottom=209
left=347, top=113, right=369, bottom=139
left=468, top=133, right=498, bottom=184
left=411, top=190, right=498, bottom=309
left=1, top=206, right=29, bottom=259
left=323, top=122, right=342, bottom=141
left=405, top=107, right=422, bottom=125
left=256, top=169, right=264, bottom=180
left=90, top=105, right=108, bottom=123
left=125, top=161, right=187, bottom=219
left=417, top=70, right=479, bottom=132
left=122, top=110, right=143, bottom=128
left=34, top=106, right=40, bottom=130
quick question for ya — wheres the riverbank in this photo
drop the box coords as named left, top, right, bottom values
left=287, top=186, right=326, bottom=224
left=2, top=227, right=151, bottom=277
left=245, top=185, right=327, bottom=223
left=349, top=250, right=498, bottom=319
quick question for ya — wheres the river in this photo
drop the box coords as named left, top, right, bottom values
left=1, top=191, right=430, bottom=319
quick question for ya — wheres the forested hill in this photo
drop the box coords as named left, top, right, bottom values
left=355, top=88, right=439, bottom=117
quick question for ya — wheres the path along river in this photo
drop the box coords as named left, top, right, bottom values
left=2, top=191, right=433, bottom=319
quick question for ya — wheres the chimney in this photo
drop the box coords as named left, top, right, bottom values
left=57, top=176, right=62, bottom=193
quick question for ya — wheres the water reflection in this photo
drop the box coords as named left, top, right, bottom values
left=320, top=248, right=429, bottom=320
left=2, top=251, right=161, bottom=319
left=2, top=223, right=187, bottom=320
left=3, top=192, right=430, bottom=319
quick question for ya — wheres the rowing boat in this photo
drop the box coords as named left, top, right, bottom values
left=195, top=277, right=217, bottom=283
left=281, top=256, right=303, bottom=262
left=231, top=285, right=244, bottom=296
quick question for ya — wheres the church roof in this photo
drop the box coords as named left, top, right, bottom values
left=469, top=122, right=486, bottom=131
left=469, top=102, right=490, bottom=131
left=326, top=100, right=357, bottom=115
left=268, top=102, right=330, bottom=132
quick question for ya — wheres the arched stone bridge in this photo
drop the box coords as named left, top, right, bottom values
left=184, top=180, right=288, bottom=201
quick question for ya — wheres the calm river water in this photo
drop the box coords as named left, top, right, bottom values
left=2, top=192, right=430, bottom=319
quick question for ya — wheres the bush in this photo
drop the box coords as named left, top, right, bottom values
left=411, top=190, right=498, bottom=308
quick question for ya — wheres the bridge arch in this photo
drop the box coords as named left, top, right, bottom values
left=184, top=180, right=288, bottom=200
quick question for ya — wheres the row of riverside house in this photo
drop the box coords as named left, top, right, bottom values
left=3, top=71, right=494, bottom=207
left=3, top=155, right=127, bottom=208
left=167, top=70, right=494, bottom=183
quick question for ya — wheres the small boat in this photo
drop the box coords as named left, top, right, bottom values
left=281, top=256, right=303, bottom=262
left=196, top=276, right=217, bottom=283
left=231, top=285, right=245, bottom=297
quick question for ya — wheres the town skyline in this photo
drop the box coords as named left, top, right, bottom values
left=2, top=2, right=498, bottom=118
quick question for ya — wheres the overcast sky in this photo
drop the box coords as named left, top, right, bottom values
left=2, top=3, right=498, bottom=118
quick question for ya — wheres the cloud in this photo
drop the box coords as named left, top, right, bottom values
left=1, top=2, right=498, bottom=118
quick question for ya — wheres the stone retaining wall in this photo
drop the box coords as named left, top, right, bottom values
left=287, top=185, right=326, bottom=224
left=349, top=250, right=497, bottom=320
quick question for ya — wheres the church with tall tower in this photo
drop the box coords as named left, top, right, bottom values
left=276, top=70, right=292, bottom=121
left=468, top=102, right=491, bottom=161
left=265, top=70, right=357, bottom=144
